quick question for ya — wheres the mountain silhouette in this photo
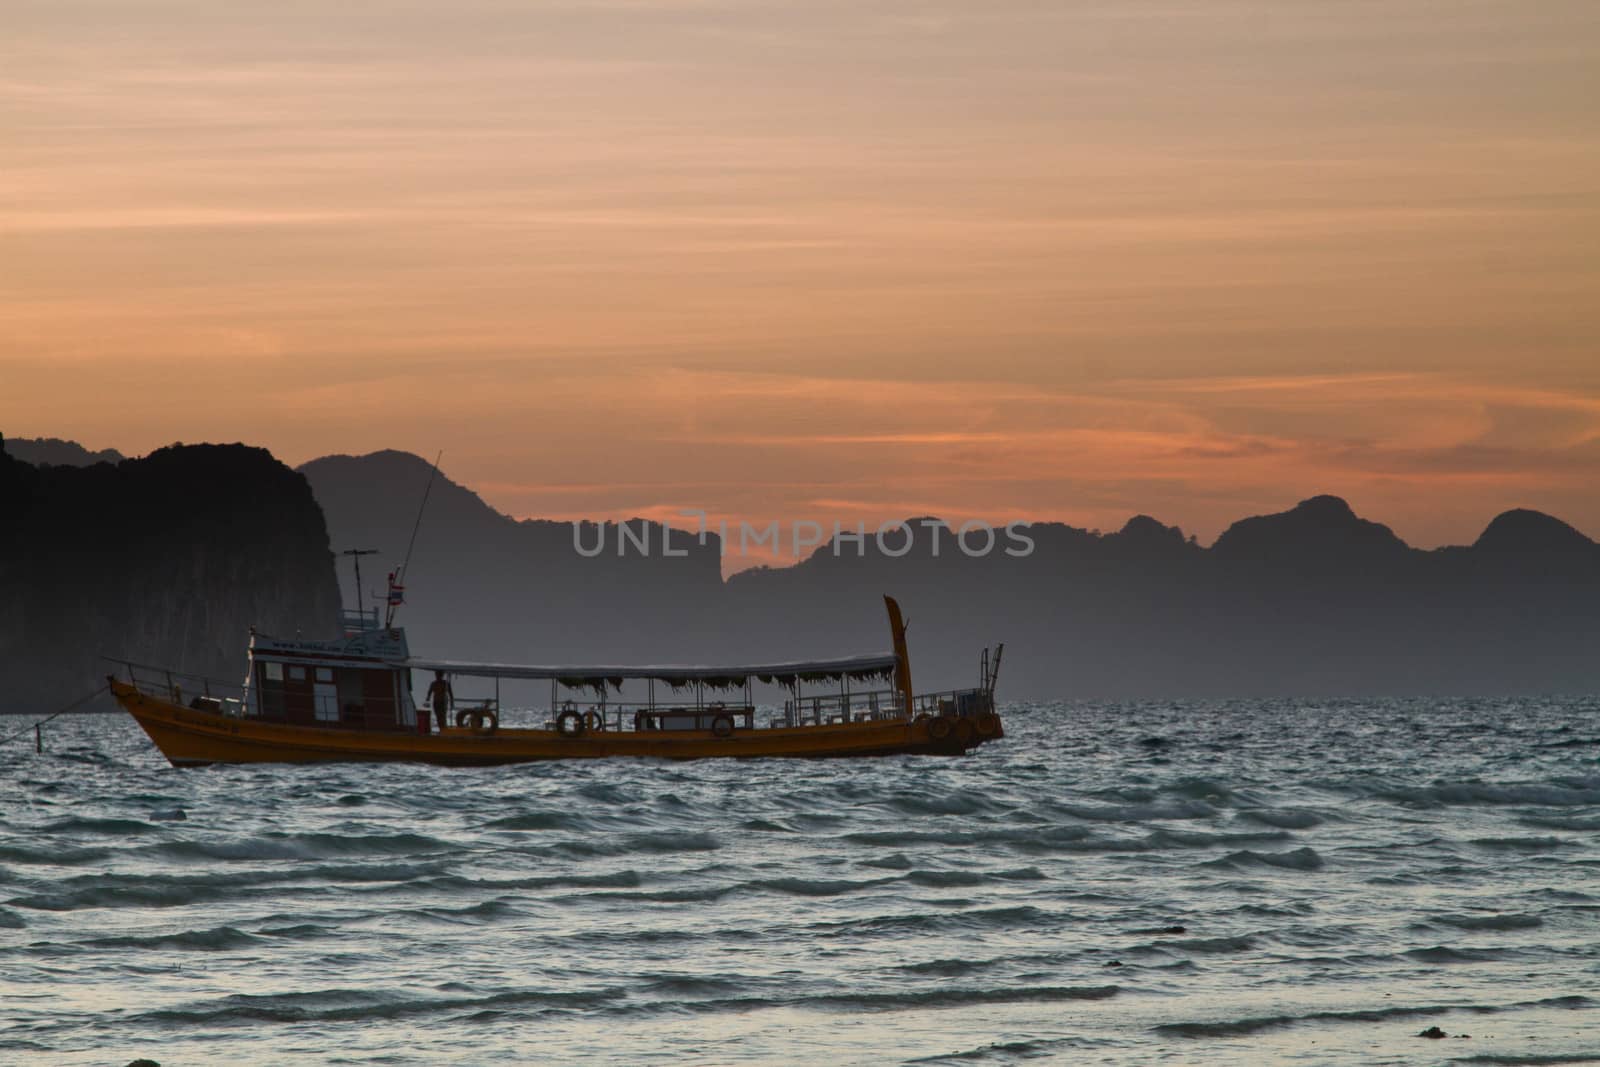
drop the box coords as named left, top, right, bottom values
left=298, top=454, right=1600, bottom=699
left=1211, top=494, right=1410, bottom=566
left=1, top=437, right=339, bottom=712
left=7, top=438, right=1599, bottom=705
left=2, top=436, right=125, bottom=468
left=1475, top=508, right=1595, bottom=556
left=297, top=451, right=726, bottom=675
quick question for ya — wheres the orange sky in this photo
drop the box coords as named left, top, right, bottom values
left=4, top=1, right=1598, bottom=563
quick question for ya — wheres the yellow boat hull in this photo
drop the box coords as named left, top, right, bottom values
left=110, top=680, right=1001, bottom=766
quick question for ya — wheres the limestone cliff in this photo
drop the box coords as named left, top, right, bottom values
left=0, top=438, right=341, bottom=713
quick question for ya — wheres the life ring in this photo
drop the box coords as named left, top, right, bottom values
left=974, top=711, right=1000, bottom=737
left=928, top=717, right=953, bottom=741
left=556, top=709, right=585, bottom=738
left=584, top=710, right=607, bottom=733
left=633, top=710, right=652, bottom=732
left=912, top=713, right=932, bottom=726
left=711, top=714, right=734, bottom=739
left=454, top=708, right=473, bottom=728
left=469, top=709, right=499, bottom=733
left=953, top=718, right=976, bottom=746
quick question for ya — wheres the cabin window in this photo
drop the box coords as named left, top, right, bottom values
left=316, top=667, right=333, bottom=683
left=289, top=665, right=306, bottom=681
left=313, top=677, right=339, bottom=722
left=257, top=660, right=286, bottom=719
left=337, top=669, right=367, bottom=723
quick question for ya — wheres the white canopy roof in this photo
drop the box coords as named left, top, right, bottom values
left=394, top=652, right=899, bottom=687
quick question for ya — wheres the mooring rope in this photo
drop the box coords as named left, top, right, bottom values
left=0, top=682, right=111, bottom=747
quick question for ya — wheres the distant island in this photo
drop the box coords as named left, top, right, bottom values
left=4, top=436, right=126, bottom=468
left=299, top=451, right=1600, bottom=700
left=5, top=436, right=1598, bottom=708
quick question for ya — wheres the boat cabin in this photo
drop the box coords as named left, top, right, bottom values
left=242, top=624, right=420, bottom=732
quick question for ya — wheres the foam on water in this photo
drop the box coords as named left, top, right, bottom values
left=3, top=697, right=1599, bottom=1065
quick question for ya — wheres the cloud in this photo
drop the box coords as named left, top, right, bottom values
left=3, top=0, right=1597, bottom=558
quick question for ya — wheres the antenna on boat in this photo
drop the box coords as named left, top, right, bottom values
left=386, top=450, right=443, bottom=627
left=341, top=549, right=380, bottom=630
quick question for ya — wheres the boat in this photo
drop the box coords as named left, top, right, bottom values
left=108, top=592, right=1005, bottom=766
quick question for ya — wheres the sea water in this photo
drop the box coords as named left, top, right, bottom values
left=2, top=699, right=1598, bottom=1065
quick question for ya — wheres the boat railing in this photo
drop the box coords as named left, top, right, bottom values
left=781, top=687, right=906, bottom=726
left=780, top=687, right=992, bottom=726
left=517, top=691, right=910, bottom=733
left=535, top=700, right=760, bottom=733
left=340, top=608, right=383, bottom=635
left=106, top=658, right=250, bottom=717
left=907, top=687, right=995, bottom=719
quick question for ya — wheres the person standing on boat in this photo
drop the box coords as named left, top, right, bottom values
left=427, top=671, right=453, bottom=731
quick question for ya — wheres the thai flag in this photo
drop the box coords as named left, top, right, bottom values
left=387, top=575, right=405, bottom=606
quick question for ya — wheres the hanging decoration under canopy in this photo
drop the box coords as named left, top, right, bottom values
left=399, top=652, right=899, bottom=690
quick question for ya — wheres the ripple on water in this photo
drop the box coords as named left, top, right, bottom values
left=4, top=702, right=1599, bottom=1066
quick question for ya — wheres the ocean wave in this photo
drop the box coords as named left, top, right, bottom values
left=903, top=866, right=1046, bottom=887
left=807, top=905, right=1052, bottom=939
left=1433, top=913, right=1544, bottom=932
left=605, top=831, right=722, bottom=855
left=578, top=885, right=734, bottom=904
left=256, top=922, right=341, bottom=941
left=1405, top=946, right=1519, bottom=963
left=132, top=986, right=623, bottom=1027
left=418, top=899, right=526, bottom=922
left=1370, top=782, right=1600, bottom=808
left=840, top=826, right=1107, bottom=854
left=80, top=924, right=266, bottom=951
left=614, top=984, right=1124, bottom=1018
left=0, top=844, right=110, bottom=866
left=894, top=957, right=1009, bottom=978
left=1054, top=799, right=1219, bottom=823
left=860, top=851, right=914, bottom=870
left=797, top=984, right=1121, bottom=1013
left=38, top=816, right=161, bottom=836
left=1236, top=808, right=1326, bottom=829
left=1146, top=828, right=1294, bottom=848
left=752, top=875, right=900, bottom=897
left=635, top=973, right=751, bottom=997
left=484, top=811, right=592, bottom=832
left=1203, top=846, right=1324, bottom=871
left=1470, top=835, right=1573, bottom=851
left=1452, top=1055, right=1600, bottom=1066
left=1154, top=934, right=1257, bottom=954
left=573, top=782, right=636, bottom=804
left=144, top=832, right=461, bottom=863
left=904, top=1035, right=1111, bottom=1063
left=1154, top=1002, right=1463, bottom=1038
left=6, top=862, right=451, bottom=910
left=1156, top=995, right=1592, bottom=1040
left=419, top=869, right=644, bottom=893
left=1518, top=815, right=1600, bottom=832
left=880, top=790, right=1012, bottom=817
